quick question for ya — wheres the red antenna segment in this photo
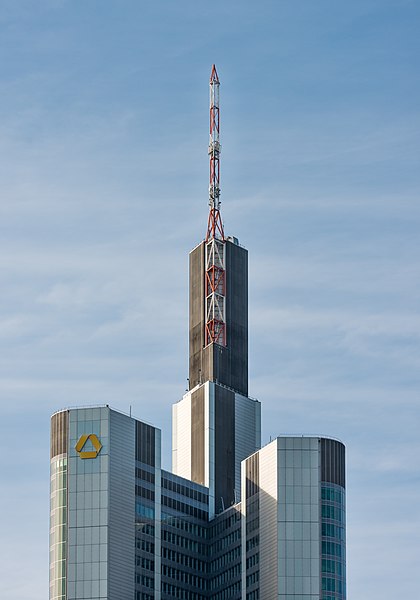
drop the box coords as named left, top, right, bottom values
left=205, top=65, right=226, bottom=347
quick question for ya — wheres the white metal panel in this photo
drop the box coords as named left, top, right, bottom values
left=258, top=440, right=279, bottom=600
left=205, top=382, right=215, bottom=518
left=171, top=393, right=192, bottom=480
left=234, top=394, right=261, bottom=498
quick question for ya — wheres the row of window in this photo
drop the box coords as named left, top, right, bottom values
left=162, top=477, right=208, bottom=505
left=209, top=509, right=241, bottom=537
left=246, top=571, right=259, bottom=587
left=322, top=577, right=345, bottom=594
left=246, top=517, right=259, bottom=535
left=161, top=582, right=206, bottom=600
left=212, top=581, right=240, bottom=600
left=162, top=547, right=206, bottom=572
left=136, top=556, right=154, bottom=571
left=136, top=485, right=155, bottom=502
left=50, top=524, right=67, bottom=545
left=51, top=457, right=67, bottom=473
left=50, top=541, right=66, bottom=562
left=51, top=490, right=67, bottom=511
left=322, top=541, right=344, bottom=558
left=211, top=528, right=241, bottom=553
left=210, top=545, right=241, bottom=572
left=162, top=565, right=205, bottom=588
left=322, top=523, right=345, bottom=541
left=162, top=495, right=208, bottom=521
left=322, top=504, right=345, bottom=523
left=136, top=498, right=208, bottom=524
left=136, top=538, right=154, bottom=553
left=210, top=564, right=240, bottom=590
left=50, top=577, right=65, bottom=599
left=136, top=593, right=153, bottom=600
left=161, top=514, right=207, bottom=538
left=246, top=535, right=259, bottom=552
left=322, top=487, right=344, bottom=505
left=322, top=558, right=344, bottom=576
left=136, top=467, right=155, bottom=484
left=162, top=530, right=206, bottom=554
left=136, top=503, right=154, bottom=520
left=247, top=590, right=259, bottom=600
left=135, top=574, right=154, bottom=589
left=136, top=523, right=155, bottom=537
left=50, top=474, right=67, bottom=493
left=50, top=558, right=66, bottom=580
left=246, top=497, right=259, bottom=515
left=246, top=553, right=259, bottom=569
left=50, top=461, right=68, bottom=600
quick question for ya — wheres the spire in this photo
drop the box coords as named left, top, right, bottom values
left=206, top=64, right=224, bottom=242
left=205, top=65, right=226, bottom=346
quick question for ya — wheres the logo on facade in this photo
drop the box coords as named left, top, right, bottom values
left=75, top=434, right=102, bottom=459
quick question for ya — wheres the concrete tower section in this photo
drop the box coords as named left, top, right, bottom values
left=172, top=381, right=260, bottom=517
left=172, top=235, right=261, bottom=517
left=189, top=236, right=248, bottom=395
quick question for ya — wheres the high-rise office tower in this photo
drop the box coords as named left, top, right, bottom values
left=49, top=66, right=346, bottom=600
left=173, top=66, right=260, bottom=517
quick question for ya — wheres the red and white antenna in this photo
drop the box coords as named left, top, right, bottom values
left=205, top=65, right=226, bottom=346
left=206, top=64, right=224, bottom=242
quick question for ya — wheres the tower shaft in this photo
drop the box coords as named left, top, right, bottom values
left=205, top=65, right=226, bottom=346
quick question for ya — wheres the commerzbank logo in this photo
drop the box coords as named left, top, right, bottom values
left=75, top=434, right=102, bottom=459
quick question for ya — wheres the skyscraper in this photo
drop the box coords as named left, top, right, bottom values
left=50, top=66, right=346, bottom=600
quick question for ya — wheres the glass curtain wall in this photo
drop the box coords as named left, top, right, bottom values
left=50, top=456, right=68, bottom=600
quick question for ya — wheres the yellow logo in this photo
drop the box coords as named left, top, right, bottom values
left=75, top=434, right=102, bottom=459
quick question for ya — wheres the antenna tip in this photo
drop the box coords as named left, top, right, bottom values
left=210, top=64, right=219, bottom=83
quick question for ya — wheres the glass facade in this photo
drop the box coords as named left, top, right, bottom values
left=321, top=484, right=346, bottom=600
left=209, top=506, right=242, bottom=600
left=277, top=437, right=321, bottom=599
left=67, top=408, right=110, bottom=600
left=160, top=471, right=209, bottom=600
left=50, top=456, right=68, bottom=600
left=135, top=460, right=156, bottom=599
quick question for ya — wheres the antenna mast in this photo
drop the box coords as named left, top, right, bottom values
left=206, top=64, right=224, bottom=241
left=205, top=65, right=226, bottom=347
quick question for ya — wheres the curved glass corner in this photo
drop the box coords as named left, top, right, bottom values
left=321, top=483, right=346, bottom=600
left=50, top=456, right=67, bottom=600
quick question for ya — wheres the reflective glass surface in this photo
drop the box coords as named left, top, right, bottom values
left=50, top=456, right=67, bottom=600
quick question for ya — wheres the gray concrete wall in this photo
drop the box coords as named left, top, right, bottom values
left=225, top=240, right=248, bottom=396
left=189, top=242, right=206, bottom=389
left=214, top=385, right=235, bottom=511
left=191, top=385, right=205, bottom=486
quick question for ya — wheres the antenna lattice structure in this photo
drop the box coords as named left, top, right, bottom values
left=205, top=65, right=226, bottom=346
left=206, top=64, right=224, bottom=242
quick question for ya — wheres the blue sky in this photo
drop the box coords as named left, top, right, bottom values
left=0, top=1, right=419, bottom=598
